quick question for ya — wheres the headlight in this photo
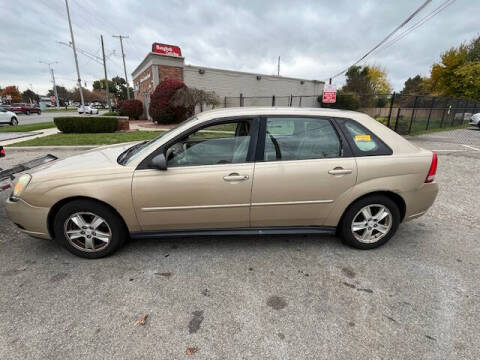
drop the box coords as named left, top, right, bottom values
left=12, top=174, right=32, bottom=200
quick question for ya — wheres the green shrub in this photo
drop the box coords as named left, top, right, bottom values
left=54, top=116, right=118, bottom=133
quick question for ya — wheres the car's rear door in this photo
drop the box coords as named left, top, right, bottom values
left=132, top=117, right=259, bottom=231
left=250, top=116, right=357, bottom=227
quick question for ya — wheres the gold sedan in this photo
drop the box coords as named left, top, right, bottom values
left=5, top=108, right=438, bottom=258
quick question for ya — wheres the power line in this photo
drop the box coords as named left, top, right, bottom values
left=376, top=0, right=457, bottom=53
left=329, top=0, right=432, bottom=80
left=112, top=35, right=131, bottom=99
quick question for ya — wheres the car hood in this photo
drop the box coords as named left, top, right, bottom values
left=29, top=142, right=138, bottom=180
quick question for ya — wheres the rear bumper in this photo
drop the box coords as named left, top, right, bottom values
left=403, top=182, right=439, bottom=222
left=5, top=198, right=51, bottom=239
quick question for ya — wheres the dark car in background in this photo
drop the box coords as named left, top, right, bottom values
left=10, top=103, right=41, bottom=115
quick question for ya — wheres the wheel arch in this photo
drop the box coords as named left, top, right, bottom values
left=47, top=196, right=128, bottom=239
left=337, top=191, right=406, bottom=230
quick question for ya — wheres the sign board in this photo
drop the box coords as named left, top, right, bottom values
left=322, top=84, right=336, bottom=103
left=5, top=95, right=12, bottom=101
left=51, top=96, right=56, bottom=105
left=152, top=43, right=182, bottom=57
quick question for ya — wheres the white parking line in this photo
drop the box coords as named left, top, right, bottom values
left=461, top=144, right=480, bottom=151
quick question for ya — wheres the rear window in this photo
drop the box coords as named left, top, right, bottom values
left=339, top=119, right=392, bottom=156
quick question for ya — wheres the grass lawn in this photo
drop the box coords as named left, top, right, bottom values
left=8, top=131, right=164, bottom=147
left=0, top=122, right=56, bottom=133
left=43, top=108, right=77, bottom=112
left=410, top=123, right=470, bottom=136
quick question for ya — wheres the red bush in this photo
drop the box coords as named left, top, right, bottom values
left=148, top=79, right=193, bottom=124
left=119, top=99, right=143, bottom=120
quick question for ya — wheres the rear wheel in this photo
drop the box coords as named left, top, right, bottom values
left=53, top=199, right=128, bottom=258
left=25, top=110, right=30, bottom=115
left=38, top=110, right=41, bottom=115
left=340, top=195, right=400, bottom=249
left=10, top=117, right=18, bottom=126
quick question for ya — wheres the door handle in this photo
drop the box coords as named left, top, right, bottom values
left=328, top=168, right=353, bottom=175
left=223, top=173, right=249, bottom=182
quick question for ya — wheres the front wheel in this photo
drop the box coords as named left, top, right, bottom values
left=38, top=110, right=41, bottom=115
left=53, top=200, right=128, bottom=258
left=10, top=117, right=18, bottom=126
left=340, top=195, right=400, bottom=249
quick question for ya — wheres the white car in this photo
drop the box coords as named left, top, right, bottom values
left=0, top=106, right=18, bottom=126
left=469, top=113, right=480, bottom=127
left=78, top=105, right=99, bottom=115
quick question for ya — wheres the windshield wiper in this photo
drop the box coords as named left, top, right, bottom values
left=117, top=140, right=149, bottom=165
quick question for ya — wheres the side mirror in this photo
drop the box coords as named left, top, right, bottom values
left=150, top=153, right=167, bottom=171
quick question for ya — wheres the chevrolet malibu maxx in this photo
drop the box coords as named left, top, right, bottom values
left=6, top=108, right=438, bottom=258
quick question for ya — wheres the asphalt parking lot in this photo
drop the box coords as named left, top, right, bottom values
left=0, top=128, right=479, bottom=359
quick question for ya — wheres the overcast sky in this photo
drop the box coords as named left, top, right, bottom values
left=1, top=0, right=477, bottom=95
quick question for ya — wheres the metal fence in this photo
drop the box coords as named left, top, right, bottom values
left=360, top=93, right=480, bottom=135
left=198, top=92, right=480, bottom=136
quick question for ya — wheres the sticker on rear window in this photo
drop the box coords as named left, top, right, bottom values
left=354, top=134, right=371, bottom=142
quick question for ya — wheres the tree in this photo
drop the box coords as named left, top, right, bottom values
left=22, top=89, right=40, bottom=103
left=400, top=75, right=427, bottom=95
left=368, top=65, right=392, bottom=94
left=112, top=76, right=134, bottom=100
left=342, top=66, right=375, bottom=107
left=47, top=86, right=74, bottom=105
left=93, top=79, right=117, bottom=95
left=427, top=36, right=480, bottom=99
left=170, top=88, right=219, bottom=109
left=1, top=85, right=22, bottom=103
left=119, top=99, right=144, bottom=120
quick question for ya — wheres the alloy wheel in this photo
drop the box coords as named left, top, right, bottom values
left=351, top=204, right=392, bottom=244
left=64, top=212, right=112, bottom=252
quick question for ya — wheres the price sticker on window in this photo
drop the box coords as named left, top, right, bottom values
left=354, top=134, right=371, bottom=142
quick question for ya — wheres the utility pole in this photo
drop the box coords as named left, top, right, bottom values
left=113, top=35, right=131, bottom=99
left=64, top=0, right=84, bottom=108
left=100, top=35, right=111, bottom=110
left=39, top=61, right=60, bottom=109
left=277, top=56, right=280, bottom=76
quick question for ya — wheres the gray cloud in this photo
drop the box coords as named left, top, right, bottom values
left=1, top=0, right=477, bottom=94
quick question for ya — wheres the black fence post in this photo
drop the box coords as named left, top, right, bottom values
left=387, top=92, right=396, bottom=128
left=451, top=98, right=460, bottom=126
left=289, top=94, right=293, bottom=107
left=272, top=95, right=275, bottom=107
left=426, top=97, right=435, bottom=130
left=440, top=106, right=447, bottom=128
left=407, top=96, right=419, bottom=134
left=394, top=108, right=401, bottom=133
left=224, top=96, right=227, bottom=108
left=299, top=96, right=302, bottom=107
left=461, top=99, right=468, bottom=124
left=240, top=93, right=244, bottom=107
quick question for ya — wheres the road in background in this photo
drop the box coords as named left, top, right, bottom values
left=3, top=110, right=107, bottom=126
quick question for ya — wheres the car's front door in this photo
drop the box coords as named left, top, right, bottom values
left=0, top=108, right=9, bottom=123
left=132, top=118, right=258, bottom=231
left=250, top=116, right=357, bottom=227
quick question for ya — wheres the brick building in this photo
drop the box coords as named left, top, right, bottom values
left=131, top=43, right=324, bottom=118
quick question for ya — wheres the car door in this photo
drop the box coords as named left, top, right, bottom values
left=132, top=118, right=258, bottom=231
left=0, top=108, right=8, bottom=123
left=250, top=116, right=357, bottom=227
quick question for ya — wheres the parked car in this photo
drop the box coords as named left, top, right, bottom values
left=0, top=106, right=18, bottom=125
left=5, top=107, right=439, bottom=258
left=78, top=105, right=99, bottom=115
left=9, top=103, right=41, bottom=115
left=469, top=113, right=480, bottom=128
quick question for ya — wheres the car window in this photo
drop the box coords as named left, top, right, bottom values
left=167, top=120, right=252, bottom=167
left=340, top=119, right=392, bottom=156
left=264, top=117, right=340, bottom=161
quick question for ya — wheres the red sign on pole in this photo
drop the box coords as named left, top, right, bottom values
left=51, top=96, right=56, bottom=105
left=322, top=84, right=337, bottom=104
left=152, top=43, right=182, bottom=57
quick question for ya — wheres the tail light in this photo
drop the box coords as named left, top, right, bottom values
left=0, top=146, right=5, bottom=158
left=425, top=152, right=438, bottom=183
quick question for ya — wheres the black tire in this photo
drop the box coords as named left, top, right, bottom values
left=339, top=195, right=400, bottom=250
left=38, top=110, right=41, bottom=115
left=53, top=199, right=128, bottom=258
left=25, top=110, right=30, bottom=115
left=10, top=117, right=18, bottom=126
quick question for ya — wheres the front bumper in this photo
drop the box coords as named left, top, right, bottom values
left=5, top=198, right=51, bottom=239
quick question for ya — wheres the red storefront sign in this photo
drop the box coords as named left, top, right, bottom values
left=322, top=84, right=337, bottom=104
left=152, top=43, right=182, bottom=57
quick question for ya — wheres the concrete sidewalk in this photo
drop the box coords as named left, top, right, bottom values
left=1, top=127, right=60, bottom=146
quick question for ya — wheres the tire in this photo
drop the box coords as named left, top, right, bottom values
left=53, top=199, right=128, bottom=258
left=10, top=117, right=18, bottom=126
left=339, top=195, right=400, bottom=250
left=25, top=110, right=30, bottom=115
left=38, top=110, right=41, bottom=115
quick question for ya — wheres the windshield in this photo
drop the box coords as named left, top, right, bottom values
left=119, top=116, right=199, bottom=165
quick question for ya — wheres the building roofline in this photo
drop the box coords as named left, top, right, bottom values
left=132, top=52, right=185, bottom=78
left=184, top=64, right=324, bottom=84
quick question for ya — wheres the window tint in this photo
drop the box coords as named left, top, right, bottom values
left=167, top=120, right=252, bottom=167
left=264, top=117, right=340, bottom=161
left=340, top=119, right=392, bottom=156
